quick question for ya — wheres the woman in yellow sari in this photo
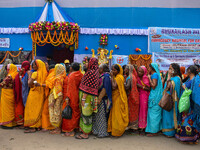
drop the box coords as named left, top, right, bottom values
left=24, top=59, right=48, bottom=133
left=0, top=64, right=18, bottom=128
left=108, top=64, right=129, bottom=136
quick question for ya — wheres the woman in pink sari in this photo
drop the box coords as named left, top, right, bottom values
left=137, top=66, right=150, bottom=134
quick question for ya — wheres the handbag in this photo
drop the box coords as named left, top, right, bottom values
left=159, top=80, right=174, bottom=111
left=62, top=104, right=72, bottom=119
left=178, top=88, right=192, bottom=113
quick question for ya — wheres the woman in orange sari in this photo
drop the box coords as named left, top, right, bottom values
left=42, top=64, right=56, bottom=131
left=124, top=64, right=140, bottom=131
left=62, top=63, right=83, bottom=136
left=108, top=64, right=129, bottom=137
left=24, top=59, right=48, bottom=133
left=0, top=64, right=18, bottom=128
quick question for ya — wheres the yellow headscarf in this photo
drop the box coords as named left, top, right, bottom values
left=53, top=64, right=66, bottom=99
left=7, top=64, right=18, bottom=79
left=35, top=59, right=48, bottom=84
left=116, top=64, right=123, bottom=76
left=45, top=68, right=55, bottom=89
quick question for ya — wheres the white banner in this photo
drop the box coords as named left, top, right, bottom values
left=0, top=38, right=10, bottom=48
left=153, top=53, right=200, bottom=71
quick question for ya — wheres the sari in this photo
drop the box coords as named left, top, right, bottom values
left=13, top=61, right=30, bottom=125
left=42, top=68, right=55, bottom=130
left=175, top=76, right=199, bottom=143
left=49, top=64, right=66, bottom=128
left=24, top=59, right=48, bottom=128
left=126, top=64, right=139, bottom=130
left=162, top=76, right=181, bottom=137
left=108, top=64, right=129, bottom=136
left=138, top=66, right=150, bottom=129
left=145, top=63, right=163, bottom=133
left=62, top=71, right=83, bottom=132
left=79, top=57, right=99, bottom=134
left=0, top=64, right=18, bottom=127
left=93, top=72, right=112, bottom=137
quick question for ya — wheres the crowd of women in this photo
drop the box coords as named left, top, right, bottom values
left=0, top=57, right=199, bottom=144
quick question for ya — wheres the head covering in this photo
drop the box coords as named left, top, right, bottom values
left=127, top=64, right=137, bottom=90
left=35, top=59, right=48, bottom=84
left=55, top=64, right=66, bottom=78
left=79, top=57, right=99, bottom=96
left=180, top=66, right=185, bottom=75
left=116, top=64, right=123, bottom=75
left=7, top=64, right=18, bottom=79
left=0, top=59, right=12, bottom=80
left=137, top=66, right=150, bottom=87
left=21, top=61, right=30, bottom=76
left=64, top=59, right=70, bottom=64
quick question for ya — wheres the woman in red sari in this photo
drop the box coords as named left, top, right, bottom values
left=124, top=64, right=140, bottom=131
left=13, top=61, right=30, bottom=126
left=62, top=63, right=83, bottom=136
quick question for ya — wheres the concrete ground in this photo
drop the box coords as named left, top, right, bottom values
left=0, top=128, right=199, bottom=150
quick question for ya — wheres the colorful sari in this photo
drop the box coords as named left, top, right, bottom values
left=79, top=57, right=99, bottom=134
left=108, top=64, right=129, bottom=136
left=13, top=61, right=30, bottom=125
left=175, top=76, right=199, bottom=143
left=62, top=71, right=83, bottom=132
left=24, top=59, right=48, bottom=128
left=145, top=63, right=163, bottom=133
left=93, top=72, right=112, bottom=137
left=138, top=66, right=150, bottom=129
left=126, top=64, right=139, bottom=130
left=0, top=64, right=18, bottom=127
left=42, top=68, right=55, bottom=130
left=162, top=76, right=181, bottom=137
left=49, top=64, right=66, bottom=128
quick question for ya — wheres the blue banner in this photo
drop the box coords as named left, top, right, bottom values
left=148, top=27, right=200, bottom=53
left=112, top=55, right=128, bottom=67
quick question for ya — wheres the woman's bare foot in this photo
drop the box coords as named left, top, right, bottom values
left=146, top=133, right=158, bottom=137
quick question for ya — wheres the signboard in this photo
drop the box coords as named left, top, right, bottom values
left=148, top=27, right=200, bottom=53
left=153, top=53, right=200, bottom=71
left=112, top=55, right=128, bottom=66
left=0, top=38, right=10, bottom=48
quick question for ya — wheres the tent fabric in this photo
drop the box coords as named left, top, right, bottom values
left=35, top=1, right=75, bottom=23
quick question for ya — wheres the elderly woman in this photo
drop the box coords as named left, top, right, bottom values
left=93, top=64, right=112, bottom=138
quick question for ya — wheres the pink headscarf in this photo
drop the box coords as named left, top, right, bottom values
left=137, top=66, right=150, bottom=87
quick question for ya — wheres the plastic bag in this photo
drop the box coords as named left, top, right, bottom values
left=62, top=105, right=72, bottom=119
left=178, top=88, right=192, bottom=113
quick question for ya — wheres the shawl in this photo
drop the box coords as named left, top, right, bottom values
left=7, top=64, right=18, bottom=80
left=0, top=59, right=12, bottom=80
left=137, top=66, right=150, bottom=87
left=79, top=57, right=99, bottom=96
left=35, top=59, right=48, bottom=84
left=14, top=61, right=30, bottom=104
left=127, top=64, right=137, bottom=91
left=53, top=64, right=66, bottom=99
left=148, top=63, right=163, bottom=106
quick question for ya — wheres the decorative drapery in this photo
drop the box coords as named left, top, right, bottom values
left=129, top=54, right=152, bottom=70
left=0, top=27, right=148, bottom=35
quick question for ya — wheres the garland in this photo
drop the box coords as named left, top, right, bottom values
left=129, top=55, right=151, bottom=61
left=31, top=30, right=79, bottom=48
left=0, top=51, right=22, bottom=64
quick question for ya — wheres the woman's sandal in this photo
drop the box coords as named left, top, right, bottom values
left=49, top=129, right=61, bottom=135
left=146, top=133, right=158, bottom=137
left=63, top=132, right=75, bottom=137
left=75, top=134, right=89, bottom=139
left=24, top=128, right=36, bottom=133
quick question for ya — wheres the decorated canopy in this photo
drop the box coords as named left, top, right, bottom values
left=29, top=0, right=79, bottom=48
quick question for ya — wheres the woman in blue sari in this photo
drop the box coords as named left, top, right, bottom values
left=93, top=64, right=112, bottom=138
left=162, top=63, right=182, bottom=137
left=175, top=65, right=199, bottom=144
left=145, top=63, right=163, bottom=136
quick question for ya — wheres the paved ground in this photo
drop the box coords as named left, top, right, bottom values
left=0, top=128, right=199, bottom=150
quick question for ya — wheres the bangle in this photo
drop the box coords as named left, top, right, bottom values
left=82, top=98, right=86, bottom=101
left=19, top=76, right=22, bottom=78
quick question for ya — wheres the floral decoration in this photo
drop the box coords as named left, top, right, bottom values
left=99, top=34, right=108, bottom=46
left=185, top=125, right=192, bottom=135
left=29, top=21, right=79, bottom=32
left=188, top=119, right=194, bottom=126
